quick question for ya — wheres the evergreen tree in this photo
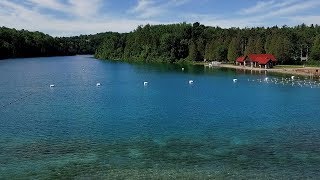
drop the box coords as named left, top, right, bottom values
left=204, top=39, right=216, bottom=61
left=227, top=37, right=241, bottom=61
left=2, top=23, right=320, bottom=65
left=255, top=37, right=265, bottom=54
left=244, top=37, right=255, bottom=55
left=266, top=34, right=293, bottom=64
left=310, top=35, right=320, bottom=61
left=213, top=45, right=228, bottom=61
left=188, top=41, right=201, bottom=61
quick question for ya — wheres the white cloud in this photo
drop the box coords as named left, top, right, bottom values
left=240, top=0, right=304, bottom=15
left=240, top=0, right=320, bottom=18
left=289, top=15, right=320, bottom=25
left=27, top=0, right=103, bottom=18
left=267, top=0, right=320, bottom=17
left=68, top=0, right=103, bottom=18
left=132, top=0, right=153, bottom=13
left=231, top=0, right=320, bottom=27
left=28, top=0, right=67, bottom=11
left=0, top=0, right=169, bottom=36
left=129, top=0, right=190, bottom=19
left=129, top=0, right=163, bottom=19
left=0, top=0, right=320, bottom=37
left=240, top=0, right=276, bottom=15
left=182, top=13, right=263, bottom=28
left=181, top=0, right=320, bottom=29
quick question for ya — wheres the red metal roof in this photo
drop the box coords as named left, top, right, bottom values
left=236, top=56, right=246, bottom=63
left=236, top=54, right=277, bottom=65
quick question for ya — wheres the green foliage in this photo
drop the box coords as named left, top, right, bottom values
left=244, top=37, right=256, bottom=55
left=310, top=35, right=320, bottom=61
left=97, top=23, right=193, bottom=62
left=213, top=45, right=228, bottom=61
left=305, top=60, right=320, bottom=66
left=2, top=23, right=320, bottom=65
left=95, top=33, right=125, bottom=60
left=96, top=23, right=320, bottom=64
left=187, top=41, right=201, bottom=61
left=205, top=39, right=228, bottom=61
left=243, top=36, right=265, bottom=55
left=0, top=27, right=110, bottom=59
left=254, top=37, right=265, bottom=54
left=227, top=37, right=241, bottom=61
left=265, top=33, right=293, bottom=64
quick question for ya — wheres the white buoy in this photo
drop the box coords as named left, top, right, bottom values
left=144, top=81, right=148, bottom=86
left=96, top=83, right=101, bottom=86
left=189, top=80, right=194, bottom=84
left=291, top=76, right=295, bottom=80
left=182, top=68, right=184, bottom=71
left=233, top=79, right=238, bottom=83
left=50, top=84, right=55, bottom=88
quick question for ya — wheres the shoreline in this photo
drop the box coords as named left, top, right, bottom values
left=207, top=64, right=320, bottom=78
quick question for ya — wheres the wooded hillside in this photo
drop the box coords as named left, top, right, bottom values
left=95, top=22, right=320, bottom=64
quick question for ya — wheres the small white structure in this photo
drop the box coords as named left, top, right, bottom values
left=189, top=80, right=194, bottom=84
left=50, top=84, right=55, bottom=88
left=291, top=76, right=295, bottom=80
left=264, top=77, right=269, bottom=82
left=207, top=61, right=222, bottom=67
left=233, top=79, right=238, bottom=83
left=144, top=81, right=148, bottom=86
left=182, top=68, right=185, bottom=71
left=96, top=83, right=101, bottom=86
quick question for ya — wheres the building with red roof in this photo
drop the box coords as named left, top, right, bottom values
left=236, top=54, right=277, bottom=69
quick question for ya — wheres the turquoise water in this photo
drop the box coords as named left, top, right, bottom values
left=1, top=55, right=320, bottom=179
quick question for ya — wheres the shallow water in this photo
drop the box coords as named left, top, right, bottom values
left=1, top=56, right=320, bottom=179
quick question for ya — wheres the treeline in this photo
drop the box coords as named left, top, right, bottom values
left=2, top=23, right=320, bottom=64
left=0, top=27, right=109, bottom=59
left=95, top=22, right=320, bottom=64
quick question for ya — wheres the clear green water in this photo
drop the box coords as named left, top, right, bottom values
left=1, top=55, right=320, bottom=179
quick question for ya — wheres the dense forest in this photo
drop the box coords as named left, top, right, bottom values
left=95, top=22, right=320, bottom=65
left=0, top=26, right=109, bottom=59
left=2, top=23, right=320, bottom=65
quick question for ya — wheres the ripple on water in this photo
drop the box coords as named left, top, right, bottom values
left=1, top=132, right=320, bottom=179
left=1, top=56, right=320, bottom=179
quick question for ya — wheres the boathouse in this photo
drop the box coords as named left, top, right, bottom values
left=236, top=54, right=277, bottom=69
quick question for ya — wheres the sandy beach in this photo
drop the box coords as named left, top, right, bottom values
left=209, top=64, right=320, bottom=78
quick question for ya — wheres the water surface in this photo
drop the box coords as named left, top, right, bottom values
left=1, top=56, right=320, bottom=179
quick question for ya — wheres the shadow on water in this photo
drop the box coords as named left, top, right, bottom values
left=98, top=59, right=308, bottom=80
left=100, top=60, right=231, bottom=76
left=1, top=129, right=320, bottom=179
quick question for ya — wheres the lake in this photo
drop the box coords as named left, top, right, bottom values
left=1, top=55, right=320, bottom=179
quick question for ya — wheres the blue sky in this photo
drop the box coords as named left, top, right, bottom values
left=1, top=0, right=320, bottom=36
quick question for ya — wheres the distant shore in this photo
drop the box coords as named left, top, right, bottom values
left=204, top=63, right=320, bottom=78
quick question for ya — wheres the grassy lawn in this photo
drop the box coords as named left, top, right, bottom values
left=305, top=64, right=320, bottom=67
left=274, top=65, right=304, bottom=69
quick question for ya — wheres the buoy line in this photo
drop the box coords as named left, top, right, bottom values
left=0, top=92, right=34, bottom=109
